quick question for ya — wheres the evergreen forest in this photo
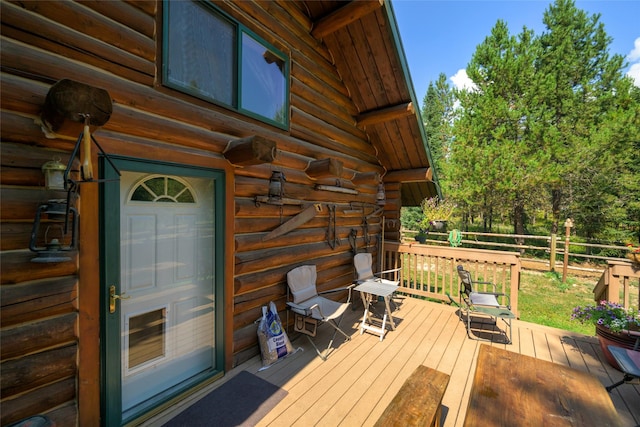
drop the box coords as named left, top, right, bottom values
left=409, top=0, right=640, bottom=247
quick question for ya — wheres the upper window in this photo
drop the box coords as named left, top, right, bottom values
left=163, top=1, right=289, bottom=128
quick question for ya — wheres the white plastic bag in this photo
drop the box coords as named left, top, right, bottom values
left=257, top=301, right=294, bottom=369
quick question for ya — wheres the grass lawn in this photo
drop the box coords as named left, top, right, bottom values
left=518, top=270, right=603, bottom=336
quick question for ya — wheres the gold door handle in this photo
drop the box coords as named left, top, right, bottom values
left=109, top=285, right=130, bottom=313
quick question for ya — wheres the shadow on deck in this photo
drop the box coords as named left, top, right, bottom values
left=145, top=297, right=639, bottom=427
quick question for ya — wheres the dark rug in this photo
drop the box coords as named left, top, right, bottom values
left=163, top=371, right=287, bottom=427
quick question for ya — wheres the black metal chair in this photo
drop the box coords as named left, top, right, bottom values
left=606, top=330, right=640, bottom=391
left=457, top=265, right=515, bottom=344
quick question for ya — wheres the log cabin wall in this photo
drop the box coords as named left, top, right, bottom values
left=0, top=1, right=406, bottom=425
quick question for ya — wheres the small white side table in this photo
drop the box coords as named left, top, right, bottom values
left=354, top=280, right=398, bottom=341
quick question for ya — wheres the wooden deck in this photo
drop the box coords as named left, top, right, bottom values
left=147, top=297, right=639, bottom=427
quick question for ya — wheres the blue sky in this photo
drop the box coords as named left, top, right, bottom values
left=392, top=0, right=640, bottom=101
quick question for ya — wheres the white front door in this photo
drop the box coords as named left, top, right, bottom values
left=119, top=171, right=215, bottom=412
left=102, top=160, right=223, bottom=425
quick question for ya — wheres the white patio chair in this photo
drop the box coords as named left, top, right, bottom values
left=353, top=252, right=401, bottom=310
left=286, top=265, right=354, bottom=361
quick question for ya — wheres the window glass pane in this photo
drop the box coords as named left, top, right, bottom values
left=166, top=1, right=234, bottom=105
left=145, top=177, right=165, bottom=197
left=129, top=309, right=166, bottom=369
left=132, top=186, right=154, bottom=202
left=241, top=32, right=287, bottom=124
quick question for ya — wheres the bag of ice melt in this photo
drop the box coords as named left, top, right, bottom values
left=257, top=301, right=294, bottom=369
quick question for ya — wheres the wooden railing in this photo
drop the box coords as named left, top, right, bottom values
left=381, top=242, right=522, bottom=316
left=593, top=260, right=640, bottom=309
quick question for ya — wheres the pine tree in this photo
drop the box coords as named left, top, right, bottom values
left=534, top=0, right=631, bottom=235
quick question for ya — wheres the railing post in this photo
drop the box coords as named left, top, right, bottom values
left=549, top=233, right=556, bottom=272
left=510, top=263, right=520, bottom=318
left=562, top=218, right=574, bottom=283
left=607, top=267, right=619, bottom=303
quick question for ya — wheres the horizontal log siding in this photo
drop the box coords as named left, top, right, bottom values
left=1, top=0, right=400, bottom=424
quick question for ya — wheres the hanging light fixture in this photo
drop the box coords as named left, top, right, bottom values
left=29, top=200, right=78, bottom=263
left=376, top=181, right=386, bottom=206
left=41, top=158, right=66, bottom=191
left=268, top=170, right=286, bottom=201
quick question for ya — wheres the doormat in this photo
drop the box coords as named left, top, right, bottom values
left=163, top=371, right=287, bottom=427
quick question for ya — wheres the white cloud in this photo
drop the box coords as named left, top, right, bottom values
left=627, top=63, right=640, bottom=87
left=450, top=69, right=476, bottom=91
left=627, top=37, right=640, bottom=62
left=627, top=37, right=640, bottom=87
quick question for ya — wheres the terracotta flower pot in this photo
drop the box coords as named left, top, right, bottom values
left=626, top=252, right=640, bottom=264
left=596, top=324, right=639, bottom=371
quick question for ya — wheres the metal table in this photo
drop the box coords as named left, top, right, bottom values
left=354, top=279, right=398, bottom=341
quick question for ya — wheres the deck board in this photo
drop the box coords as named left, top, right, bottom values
left=145, top=297, right=639, bottom=427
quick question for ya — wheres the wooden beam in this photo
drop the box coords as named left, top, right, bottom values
left=41, top=79, right=112, bottom=136
left=352, top=171, right=381, bottom=185
left=305, top=158, right=343, bottom=179
left=356, top=102, right=414, bottom=127
left=311, top=0, right=384, bottom=39
left=223, top=135, right=277, bottom=166
left=384, top=167, right=432, bottom=183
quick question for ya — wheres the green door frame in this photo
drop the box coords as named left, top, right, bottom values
left=100, top=156, right=226, bottom=426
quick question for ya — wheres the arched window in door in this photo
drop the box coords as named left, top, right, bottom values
left=128, top=175, right=196, bottom=204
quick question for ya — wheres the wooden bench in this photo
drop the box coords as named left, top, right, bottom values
left=375, top=365, right=450, bottom=427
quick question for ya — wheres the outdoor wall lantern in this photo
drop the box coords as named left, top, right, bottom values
left=30, top=121, right=120, bottom=263
left=42, top=158, right=67, bottom=191
left=268, top=170, right=286, bottom=201
left=30, top=157, right=77, bottom=262
left=30, top=79, right=120, bottom=262
left=29, top=199, right=78, bottom=263
left=376, top=181, right=386, bottom=206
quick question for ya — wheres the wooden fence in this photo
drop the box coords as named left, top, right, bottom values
left=594, top=260, right=640, bottom=309
left=381, top=242, right=521, bottom=317
left=400, top=229, right=640, bottom=310
left=403, top=229, right=633, bottom=265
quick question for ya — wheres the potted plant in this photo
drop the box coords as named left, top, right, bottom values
left=571, top=301, right=640, bottom=370
left=414, top=230, right=428, bottom=244
left=625, top=243, right=640, bottom=265
left=419, top=196, right=455, bottom=232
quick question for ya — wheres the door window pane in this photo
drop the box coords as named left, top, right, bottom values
left=129, top=309, right=166, bottom=369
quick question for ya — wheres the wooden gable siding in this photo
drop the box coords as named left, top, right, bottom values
left=322, top=8, right=431, bottom=172
left=0, top=1, right=401, bottom=425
